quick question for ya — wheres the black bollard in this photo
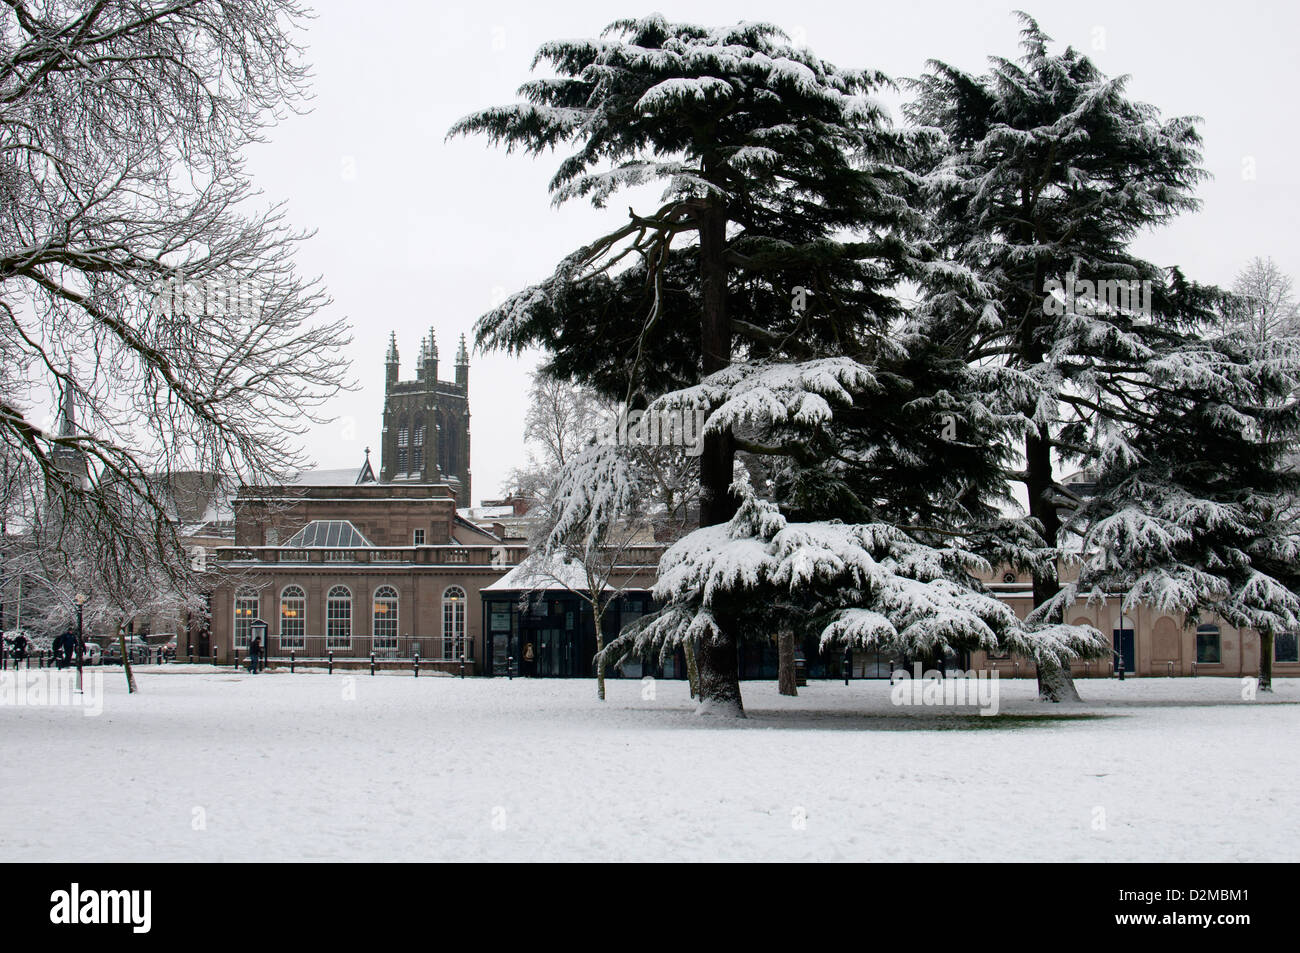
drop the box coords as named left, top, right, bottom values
left=290, top=650, right=295, bottom=674
left=414, top=653, right=419, bottom=678
left=370, top=652, right=375, bottom=677
left=460, top=655, right=465, bottom=679
left=507, top=656, right=513, bottom=680
left=328, top=650, right=334, bottom=675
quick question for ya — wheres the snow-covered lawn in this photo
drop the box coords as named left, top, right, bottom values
left=2, top=668, right=1296, bottom=862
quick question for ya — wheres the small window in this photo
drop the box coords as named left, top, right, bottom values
left=1276, top=631, right=1299, bottom=663
left=413, top=529, right=425, bottom=546
left=1196, top=624, right=1221, bottom=664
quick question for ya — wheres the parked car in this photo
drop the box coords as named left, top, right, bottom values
left=102, top=636, right=151, bottom=665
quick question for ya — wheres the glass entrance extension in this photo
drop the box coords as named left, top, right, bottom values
left=482, top=590, right=676, bottom=679
left=480, top=589, right=932, bottom=679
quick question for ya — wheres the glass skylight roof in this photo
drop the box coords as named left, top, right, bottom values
left=284, top=520, right=373, bottom=548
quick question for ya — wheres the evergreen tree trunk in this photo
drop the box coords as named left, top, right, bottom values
left=1259, top=631, right=1274, bottom=692
left=777, top=628, right=798, bottom=697
left=684, top=637, right=700, bottom=699
left=693, top=198, right=743, bottom=716
left=1024, top=428, right=1081, bottom=703
left=697, top=629, right=743, bottom=715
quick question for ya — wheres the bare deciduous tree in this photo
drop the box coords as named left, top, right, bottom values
left=1, top=0, right=351, bottom=598
left=502, top=369, right=601, bottom=498
left=1224, top=257, right=1300, bottom=343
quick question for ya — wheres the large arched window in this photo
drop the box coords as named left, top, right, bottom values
left=234, top=588, right=259, bottom=648
left=1196, top=623, right=1222, bottom=664
left=442, top=586, right=466, bottom=660
left=373, top=586, right=399, bottom=652
left=280, top=585, right=306, bottom=650
left=327, top=586, right=352, bottom=650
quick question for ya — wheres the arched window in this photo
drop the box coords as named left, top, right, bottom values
left=280, top=585, right=306, bottom=650
left=442, top=586, right=466, bottom=660
left=412, top=420, right=425, bottom=471
left=234, top=587, right=259, bottom=648
left=373, top=586, right=399, bottom=652
left=327, top=586, right=352, bottom=649
left=1196, top=623, right=1222, bottom=664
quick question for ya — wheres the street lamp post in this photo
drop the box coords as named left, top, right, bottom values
left=74, top=592, right=88, bottom=693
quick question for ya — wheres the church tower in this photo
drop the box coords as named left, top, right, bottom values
left=379, top=329, right=471, bottom=505
left=50, top=370, right=89, bottom=489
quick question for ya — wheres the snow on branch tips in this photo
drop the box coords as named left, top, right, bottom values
left=648, top=358, right=879, bottom=440
left=606, top=478, right=1108, bottom=668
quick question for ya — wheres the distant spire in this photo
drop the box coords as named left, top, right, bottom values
left=455, top=333, right=469, bottom=365
left=385, top=331, right=399, bottom=364
left=356, top=447, right=376, bottom=485
left=428, top=328, right=439, bottom=357
left=58, top=364, right=76, bottom=437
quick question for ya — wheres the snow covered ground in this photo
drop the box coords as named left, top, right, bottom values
left=2, top=667, right=1296, bottom=862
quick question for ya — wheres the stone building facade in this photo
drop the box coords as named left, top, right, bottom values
left=206, top=480, right=528, bottom=673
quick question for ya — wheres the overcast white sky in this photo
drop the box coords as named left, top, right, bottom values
left=242, top=0, right=1300, bottom=502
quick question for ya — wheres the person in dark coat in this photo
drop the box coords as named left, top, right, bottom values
left=55, top=630, right=75, bottom=668
left=248, top=635, right=262, bottom=674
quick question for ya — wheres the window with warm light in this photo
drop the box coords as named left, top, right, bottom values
left=373, top=586, right=398, bottom=651
left=280, top=585, right=306, bottom=649
left=234, top=588, right=258, bottom=648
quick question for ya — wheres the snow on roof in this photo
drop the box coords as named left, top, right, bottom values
left=285, top=520, right=373, bottom=548
left=483, top=553, right=605, bottom=593
left=459, top=505, right=514, bottom=519
left=288, top=467, right=365, bottom=486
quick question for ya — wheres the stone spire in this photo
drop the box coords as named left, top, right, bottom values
left=455, top=333, right=469, bottom=389
left=58, top=365, right=76, bottom=437
left=423, top=328, right=439, bottom=382
left=385, top=332, right=399, bottom=389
